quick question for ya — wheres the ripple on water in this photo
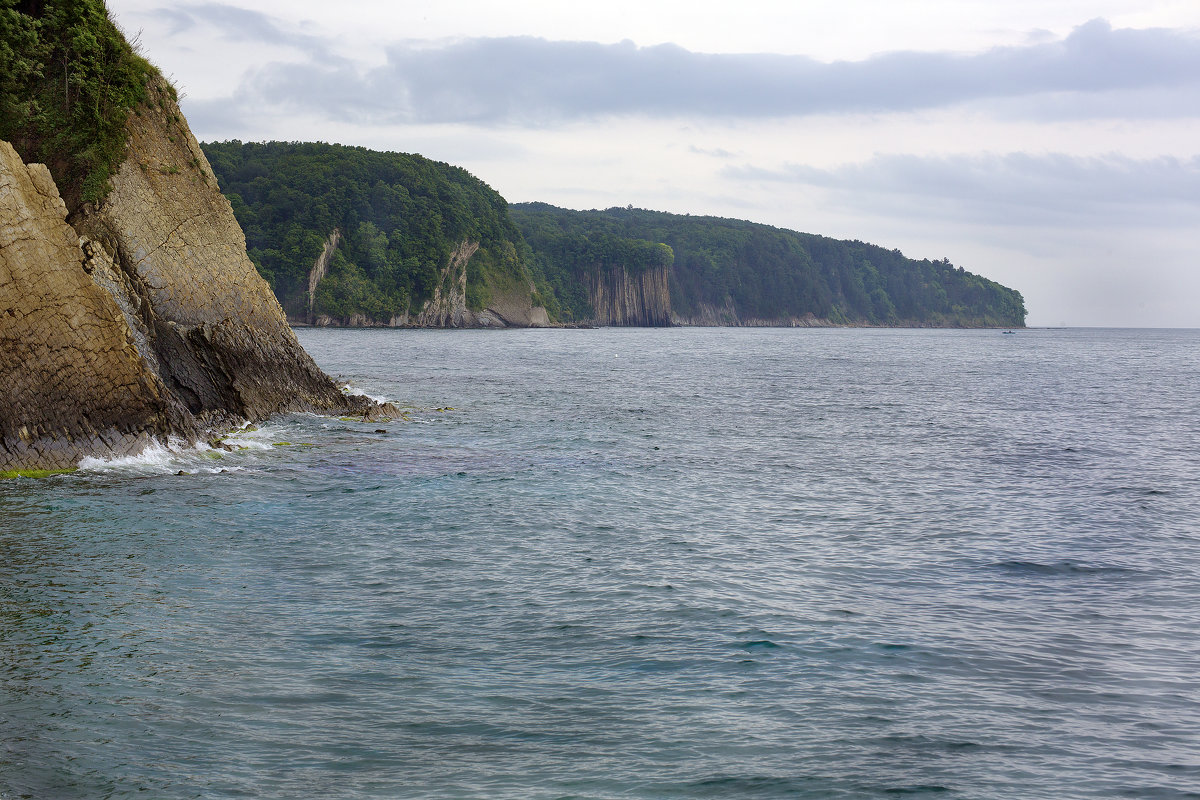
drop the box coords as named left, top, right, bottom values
left=2, top=327, right=1200, bottom=799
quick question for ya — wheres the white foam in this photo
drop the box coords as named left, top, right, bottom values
left=341, top=383, right=391, bottom=405
left=77, top=438, right=185, bottom=472
left=77, top=435, right=254, bottom=475
left=222, top=424, right=281, bottom=451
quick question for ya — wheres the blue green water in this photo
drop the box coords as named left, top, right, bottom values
left=3, top=327, right=1200, bottom=799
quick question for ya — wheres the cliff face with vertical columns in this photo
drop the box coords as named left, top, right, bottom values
left=0, top=80, right=383, bottom=471
left=587, top=264, right=672, bottom=327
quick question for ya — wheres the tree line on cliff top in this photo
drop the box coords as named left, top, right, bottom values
left=201, top=140, right=537, bottom=321
left=204, top=142, right=1025, bottom=327
left=0, top=0, right=160, bottom=208
left=511, top=203, right=1026, bottom=327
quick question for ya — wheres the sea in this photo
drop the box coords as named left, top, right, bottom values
left=2, top=327, right=1199, bottom=800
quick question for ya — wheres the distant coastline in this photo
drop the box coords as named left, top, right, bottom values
left=202, top=142, right=1027, bottom=332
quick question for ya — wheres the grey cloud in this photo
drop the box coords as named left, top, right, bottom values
left=725, top=153, right=1200, bottom=228
left=149, top=3, right=329, bottom=55
left=147, top=8, right=196, bottom=36
left=222, top=18, right=1200, bottom=125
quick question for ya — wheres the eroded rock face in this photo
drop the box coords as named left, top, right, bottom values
left=70, top=81, right=355, bottom=424
left=0, top=81, right=382, bottom=470
left=406, top=239, right=548, bottom=329
left=588, top=264, right=671, bottom=327
left=0, top=140, right=183, bottom=469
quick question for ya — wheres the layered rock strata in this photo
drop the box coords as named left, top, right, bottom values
left=0, top=81, right=382, bottom=471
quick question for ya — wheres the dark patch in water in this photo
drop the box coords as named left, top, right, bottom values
left=883, top=786, right=951, bottom=795
left=1105, top=486, right=1170, bottom=496
left=993, top=560, right=1137, bottom=577
left=739, top=640, right=781, bottom=650
left=672, top=775, right=824, bottom=797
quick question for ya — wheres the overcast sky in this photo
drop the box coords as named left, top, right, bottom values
left=106, top=0, right=1200, bottom=327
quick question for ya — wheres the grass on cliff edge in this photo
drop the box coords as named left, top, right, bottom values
left=0, top=0, right=164, bottom=209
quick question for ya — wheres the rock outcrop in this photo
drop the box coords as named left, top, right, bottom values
left=0, top=80, right=382, bottom=471
left=307, top=229, right=341, bottom=324
left=356, top=239, right=548, bottom=329
left=0, top=140, right=182, bottom=469
left=587, top=263, right=671, bottom=327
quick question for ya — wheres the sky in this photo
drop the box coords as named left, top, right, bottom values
left=105, top=0, right=1200, bottom=327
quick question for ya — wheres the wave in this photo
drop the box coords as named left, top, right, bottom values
left=74, top=424, right=291, bottom=475
left=340, top=382, right=391, bottom=405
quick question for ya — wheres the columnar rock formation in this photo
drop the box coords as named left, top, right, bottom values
left=587, top=263, right=672, bottom=327
left=0, top=80, right=382, bottom=471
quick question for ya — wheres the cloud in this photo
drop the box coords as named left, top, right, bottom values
left=689, top=145, right=736, bottom=159
left=148, top=2, right=329, bottom=55
left=205, top=18, right=1200, bottom=126
left=724, top=152, right=1200, bottom=228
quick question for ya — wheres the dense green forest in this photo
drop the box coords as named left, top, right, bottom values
left=201, top=141, right=1024, bottom=328
left=0, top=0, right=160, bottom=207
left=511, top=203, right=1026, bottom=327
left=201, top=141, right=538, bottom=321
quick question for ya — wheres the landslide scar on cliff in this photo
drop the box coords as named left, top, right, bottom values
left=307, top=229, right=341, bottom=325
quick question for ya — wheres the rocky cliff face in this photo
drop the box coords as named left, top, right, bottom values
left=318, top=239, right=549, bottom=329
left=670, top=301, right=833, bottom=327
left=587, top=264, right=671, bottom=327
left=0, top=80, right=381, bottom=471
left=307, top=229, right=341, bottom=324
left=0, top=140, right=183, bottom=469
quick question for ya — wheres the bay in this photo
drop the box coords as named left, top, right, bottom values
left=2, top=327, right=1199, bottom=799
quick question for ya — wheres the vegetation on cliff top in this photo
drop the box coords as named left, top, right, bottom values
left=0, top=0, right=160, bottom=208
left=201, top=141, right=539, bottom=322
left=516, top=223, right=674, bottom=323
left=512, top=203, right=1027, bottom=327
left=202, top=140, right=1024, bottom=328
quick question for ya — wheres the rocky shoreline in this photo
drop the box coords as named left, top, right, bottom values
left=0, top=79, right=389, bottom=472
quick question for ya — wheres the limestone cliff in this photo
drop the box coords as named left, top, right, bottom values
left=307, top=229, right=341, bottom=324
left=587, top=264, right=672, bottom=327
left=316, top=239, right=549, bottom=328
left=0, top=80, right=381, bottom=471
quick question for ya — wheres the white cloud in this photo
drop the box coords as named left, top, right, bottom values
left=105, top=0, right=1200, bottom=326
left=725, top=152, right=1200, bottom=228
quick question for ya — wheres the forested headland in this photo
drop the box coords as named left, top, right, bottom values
left=201, top=141, right=542, bottom=323
left=201, top=141, right=1025, bottom=328
left=0, top=0, right=160, bottom=208
left=511, top=203, right=1027, bottom=327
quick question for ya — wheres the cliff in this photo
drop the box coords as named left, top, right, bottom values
left=512, top=203, right=1028, bottom=328
left=201, top=141, right=550, bottom=328
left=0, top=80, right=382, bottom=471
left=0, top=140, right=181, bottom=469
left=405, top=240, right=548, bottom=328
left=307, top=229, right=342, bottom=324
left=309, top=237, right=549, bottom=328
left=587, top=264, right=671, bottom=326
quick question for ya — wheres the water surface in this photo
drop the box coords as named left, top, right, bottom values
left=2, top=327, right=1199, bottom=799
